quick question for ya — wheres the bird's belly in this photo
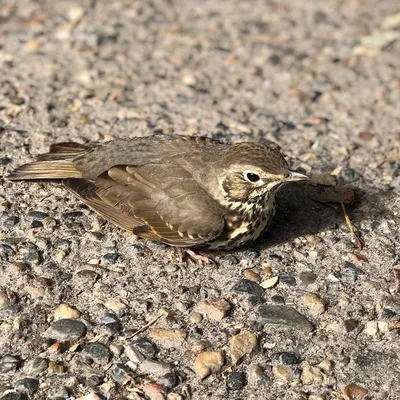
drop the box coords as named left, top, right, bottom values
left=207, top=196, right=276, bottom=250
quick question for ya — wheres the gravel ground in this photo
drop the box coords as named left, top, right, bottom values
left=1, top=1, right=400, bottom=399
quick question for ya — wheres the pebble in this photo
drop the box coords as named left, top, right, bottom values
left=193, top=351, right=225, bottom=379
left=109, top=363, right=133, bottom=385
left=300, top=293, right=326, bottom=315
left=130, top=337, right=157, bottom=358
left=257, top=305, right=313, bottom=332
left=22, top=248, right=41, bottom=265
left=3, top=216, right=19, bottom=228
left=270, top=295, right=285, bottom=304
left=78, top=393, right=102, bottom=400
left=27, top=211, right=49, bottom=220
left=139, top=359, right=173, bottom=377
left=342, top=262, right=364, bottom=282
left=279, top=275, right=297, bottom=286
left=363, top=321, right=378, bottom=336
left=0, top=291, right=13, bottom=309
left=226, top=371, right=246, bottom=390
left=149, top=328, right=186, bottom=347
left=344, top=319, right=359, bottom=333
left=272, top=365, right=293, bottom=381
left=143, top=382, right=167, bottom=400
left=259, top=276, right=279, bottom=289
left=104, top=299, right=127, bottom=315
left=46, top=319, right=87, bottom=341
left=22, top=357, right=48, bottom=376
left=242, top=269, right=261, bottom=282
left=232, top=279, right=264, bottom=298
left=162, top=372, right=179, bottom=389
left=271, top=352, right=300, bottom=365
left=54, top=304, right=81, bottom=320
left=101, top=253, right=119, bottom=264
left=0, top=355, right=21, bottom=373
left=194, top=299, right=231, bottom=321
left=125, top=344, right=145, bottom=363
left=343, top=383, right=368, bottom=399
left=248, top=364, right=269, bottom=386
left=48, top=361, right=65, bottom=374
left=229, top=333, right=258, bottom=365
left=82, top=342, right=111, bottom=365
left=14, top=378, right=38, bottom=395
left=189, top=312, right=203, bottom=324
left=299, top=271, right=317, bottom=286
left=0, top=393, right=28, bottom=400
left=301, top=362, right=325, bottom=385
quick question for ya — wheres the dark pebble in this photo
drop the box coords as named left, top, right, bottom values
left=130, top=244, right=149, bottom=255
left=82, top=342, right=111, bottom=365
left=47, top=319, right=87, bottom=341
left=100, top=312, right=121, bottom=335
left=27, top=211, right=49, bottom=220
left=0, top=393, right=28, bottom=400
left=74, top=269, right=99, bottom=285
left=162, top=372, right=179, bottom=389
left=269, top=54, right=281, bottom=65
left=0, top=355, right=21, bottom=374
left=53, top=239, right=71, bottom=251
left=232, top=279, right=264, bottom=298
left=279, top=275, right=297, bottom=286
left=3, top=216, right=19, bottom=228
left=30, top=220, right=43, bottom=229
left=226, top=371, right=246, bottom=390
left=270, top=295, right=285, bottom=304
left=101, top=253, right=119, bottom=264
left=241, top=249, right=259, bottom=260
left=61, top=211, right=83, bottom=219
left=271, top=352, right=300, bottom=365
left=344, top=319, right=359, bottom=332
left=0, top=157, right=12, bottom=165
left=14, top=378, right=39, bottom=395
left=336, top=167, right=362, bottom=184
left=299, top=271, right=317, bottom=285
left=342, top=261, right=363, bottom=282
left=23, top=357, right=48, bottom=376
left=22, top=248, right=41, bottom=265
left=130, top=337, right=157, bottom=358
left=0, top=244, right=15, bottom=260
left=257, top=305, right=313, bottom=332
left=109, top=363, right=133, bottom=384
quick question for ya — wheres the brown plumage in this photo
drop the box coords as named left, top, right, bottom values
left=7, top=134, right=309, bottom=249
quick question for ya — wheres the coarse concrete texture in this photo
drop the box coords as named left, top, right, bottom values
left=0, top=1, right=399, bottom=399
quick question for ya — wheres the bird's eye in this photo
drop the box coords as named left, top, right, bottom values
left=243, top=171, right=261, bottom=183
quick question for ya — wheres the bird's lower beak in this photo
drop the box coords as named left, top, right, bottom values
left=285, top=170, right=310, bottom=182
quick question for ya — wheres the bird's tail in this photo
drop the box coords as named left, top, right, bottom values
left=6, top=142, right=86, bottom=180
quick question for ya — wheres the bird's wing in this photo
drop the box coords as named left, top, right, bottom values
left=66, top=164, right=225, bottom=247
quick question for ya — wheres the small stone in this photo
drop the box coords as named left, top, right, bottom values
left=101, top=253, right=119, bottom=264
left=78, top=393, right=102, bottom=400
left=48, top=361, right=65, bottom=374
left=22, top=248, right=41, bottom=265
left=272, top=365, right=293, bottom=381
left=259, top=276, right=279, bottom=289
left=3, top=216, right=19, bottom=228
left=194, top=299, right=231, bottom=321
left=342, top=262, right=363, bottom=282
left=82, top=342, right=111, bottom=365
left=27, top=211, right=49, bottom=220
left=343, top=383, right=368, bottom=399
left=0, top=393, right=28, bottom=400
left=299, top=271, right=317, bottom=286
left=229, top=333, right=258, bottom=365
left=363, top=321, right=378, bottom=335
left=109, top=363, right=133, bottom=385
left=143, top=382, right=167, bottom=400
left=139, top=359, right=173, bottom=377
left=130, top=337, right=157, bottom=358
left=270, top=295, right=285, bottom=304
left=279, top=275, right=297, bottom=286
left=0, top=355, right=21, bottom=373
left=243, top=269, right=261, bottom=282
left=301, top=362, right=324, bottom=385
left=149, top=328, right=186, bottom=347
left=193, top=351, right=225, bottom=379
left=23, top=357, right=48, bottom=376
left=162, top=372, right=179, bottom=389
left=232, top=279, right=264, bottom=297
left=248, top=364, right=268, bottom=386
left=226, top=371, right=245, bottom=390
left=125, top=344, right=145, bottom=363
left=257, top=305, right=313, bottom=332
left=14, top=378, right=39, bottom=395
left=189, top=312, right=203, bottom=324
left=182, top=74, right=197, bottom=86
left=46, top=319, right=86, bottom=341
left=344, top=319, right=359, bottom=332
left=300, top=293, right=326, bottom=315
left=271, top=352, right=300, bottom=365
left=104, top=299, right=127, bottom=315
left=318, top=359, right=334, bottom=372
left=0, top=291, right=13, bottom=309
left=54, top=304, right=81, bottom=320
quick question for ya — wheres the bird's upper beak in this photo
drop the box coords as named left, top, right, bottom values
left=285, top=170, right=310, bottom=182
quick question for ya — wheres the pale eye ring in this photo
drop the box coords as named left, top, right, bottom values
left=243, top=171, right=261, bottom=183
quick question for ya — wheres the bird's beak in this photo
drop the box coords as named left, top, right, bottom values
left=285, top=170, right=310, bottom=182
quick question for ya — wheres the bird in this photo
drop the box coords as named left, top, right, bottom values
left=7, top=134, right=309, bottom=251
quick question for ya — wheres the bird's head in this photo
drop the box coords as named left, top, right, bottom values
left=219, top=142, right=309, bottom=203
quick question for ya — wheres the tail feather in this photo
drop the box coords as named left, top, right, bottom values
left=7, top=142, right=86, bottom=181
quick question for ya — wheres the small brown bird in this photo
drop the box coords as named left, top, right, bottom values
left=7, top=134, right=308, bottom=250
